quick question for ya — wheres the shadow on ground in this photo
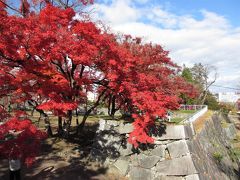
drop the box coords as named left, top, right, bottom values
left=0, top=123, right=125, bottom=180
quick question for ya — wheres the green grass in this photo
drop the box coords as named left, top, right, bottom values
left=27, top=111, right=124, bottom=129
left=174, top=109, right=197, bottom=114
left=212, top=151, right=223, bottom=162
left=220, top=120, right=232, bottom=128
left=169, top=109, right=197, bottom=124
left=232, top=148, right=240, bottom=157
left=170, top=117, right=184, bottom=124
left=229, top=147, right=240, bottom=162
left=28, top=109, right=197, bottom=127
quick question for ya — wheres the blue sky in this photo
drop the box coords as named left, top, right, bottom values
left=93, top=0, right=240, bottom=92
left=5, top=0, right=240, bottom=92
left=154, top=0, right=240, bottom=26
left=96, top=0, right=240, bottom=26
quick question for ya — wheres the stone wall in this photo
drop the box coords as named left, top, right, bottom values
left=91, top=115, right=239, bottom=180
left=189, top=114, right=239, bottom=180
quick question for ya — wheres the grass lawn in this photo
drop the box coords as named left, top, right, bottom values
left=26, top=109, right=198, bottom=127
left=170, top=117, right=184, bottom=124
left=169, top=109, right=197, bottom=124
left=174, top=109, right=197, bottom=114
left=26, top=111, right=124, bottom=130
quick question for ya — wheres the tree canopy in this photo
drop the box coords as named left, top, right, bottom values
left=0, top=0, right=197, bottom=156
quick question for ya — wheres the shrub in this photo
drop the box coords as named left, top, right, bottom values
left=212, top=151, right=223, bottom=162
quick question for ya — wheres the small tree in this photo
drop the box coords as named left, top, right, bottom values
left=0, top=116, right=47, bottom=166
left=204, top=92, right=220, bottom=110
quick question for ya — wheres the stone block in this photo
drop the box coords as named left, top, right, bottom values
left=167, top=140, right=190, bottom=158
left=155, top=155, right=197, bottom=176
left=113, top=159, right=130, bottom=176
left=151, top=145, right=166, bottom=158
left=224, top=123, right=236, bottom=140
left=98, top=119, right=106, bottom=131
left=130, top=154, right=139, bottom=166
left=119, top=142, right=133, bottom=156
left=119, top=123, right=134, bottom=134
left=185, top=174, right=200, bottom=180
left=138, top=154, right=160, bottom=169
left=106, top=120, right=120, bottom=127
left=154, top=140, right=173, bottom=145
left=184, top=125, right=194, bottom=138
left=129, top=166, right=153, bottom=180
left=154, top=176, right=184, bottom=180
left=154, top=125, right=191, bottom=140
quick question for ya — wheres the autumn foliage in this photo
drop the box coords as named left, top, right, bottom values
left=0, top=116, right=47, bottom=166
left=0, top=0, right=198, bottom=160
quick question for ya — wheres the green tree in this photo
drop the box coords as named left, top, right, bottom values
left=204, top=92, right=220, bottom=110
left=181, top=66, right=194, bottom=83
left=180, top=66, right=197, bottom=104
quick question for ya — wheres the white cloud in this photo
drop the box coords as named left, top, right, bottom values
left=92, top=0, right=240, bottom=92
left=93, top=0, right=140, bottom=25
left=149, top=6, right=178, bottom=28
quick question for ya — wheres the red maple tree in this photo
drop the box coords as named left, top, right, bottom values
left=0, top=0, right=198, bottom=149
left=100, top=36, right=198, bottom=146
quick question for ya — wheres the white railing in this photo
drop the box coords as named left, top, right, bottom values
left=179, top=104, right=207, bottom=111
left=181, top=105, right=208, bottom=123
left=182, top=105, right=208, bottom=123
left=181, top=105, right=208, bottom=135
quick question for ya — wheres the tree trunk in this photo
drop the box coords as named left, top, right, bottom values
left=76, top=109, right=79, bottom=125
left=110, top=95, right=116, bottom=118
left=78, top=89, right=108, bottom=133
left=108, top=95, right=112, bottom=116
left=78, top=108, right=92, bottom=132
left=37, top=109, right=53, bottom=137
left=44, top=117, right=53, bottom=137
left=61, top=110, right=73, bottom=138
left=108, top=95, right=116, bottom=119
left=42, top=114, right=52, bottom=136
left=58, top=116, right=63, bottom=135
left=67, top=110, right=72, bottom=126
left=31, top=108, right=34, bottom=116
left=200, top=90, right=208, bottom=105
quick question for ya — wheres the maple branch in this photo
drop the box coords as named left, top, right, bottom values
left=71, top=63, right=76, bottom=78
left=78, top=88, right=108, bottom=131
left=0, top=52, right=15, bottom=62
left=62, top=55, right=73, bottom=87
left=6, top=72, right=16, bottom=78
left=79, top=65, right=85, bottom=78
left=0, top=0, right=21, bottom=14
left=93, top=79, right=110, bottom=89
left=0, top=52, right=23, bottom=68
left=51, top=60, right=67, bottom=77
left=54, top=0, right=70, bottom=8
left=22, top=44, right=33, bottom=61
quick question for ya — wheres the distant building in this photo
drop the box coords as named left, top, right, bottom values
left=217, top=92, right=240, bottom=103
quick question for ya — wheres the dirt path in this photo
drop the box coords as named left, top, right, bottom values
left=0, top=137, right=126, bottom=180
